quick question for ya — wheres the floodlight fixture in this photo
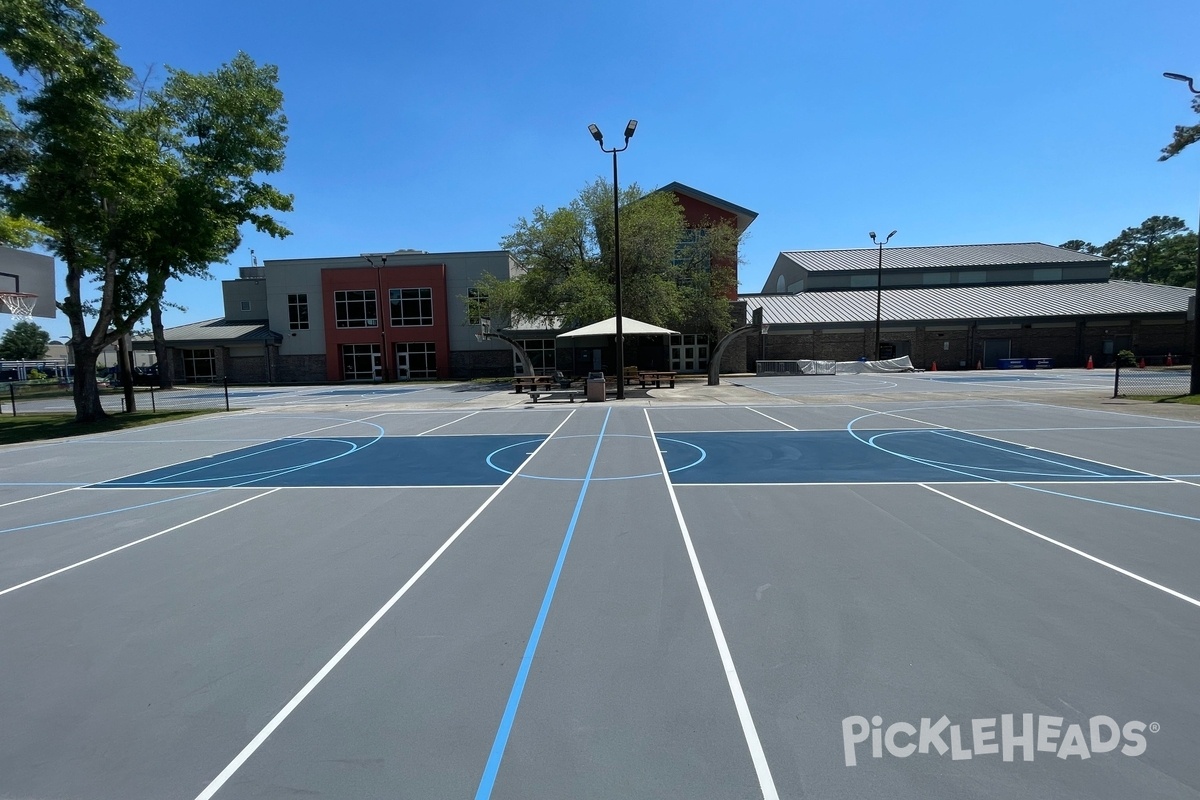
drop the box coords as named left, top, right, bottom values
left=1164, top=72, right=1196, bottom=92
left=587, top=119, right=640, bottom=399
left=870, top=229, right=898, bottom=362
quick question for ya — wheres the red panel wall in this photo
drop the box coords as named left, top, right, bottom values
left=321, top=264, right=450, bottom=381
left=671, top=192, right=740, bottom=299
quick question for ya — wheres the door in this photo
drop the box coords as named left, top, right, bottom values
left=671, top=334, right=709, bottom=373
left=395, top=350, right=409, bottom=381
left=982, top=339, right=1010, bottom=369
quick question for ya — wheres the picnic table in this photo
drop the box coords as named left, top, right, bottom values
left=636, top=370, right=677, bottom=388
left=511, top=375, right=555, bottom=393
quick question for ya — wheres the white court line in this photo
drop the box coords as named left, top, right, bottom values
left=0, top=489, right=279, bottom=598
left=746, top=407, right=798, bottom=431
left=965, top=425, right=1200, bottom=432
left=921, top=484, right=1200, bottom=610
left=644, top=409, right=780, bottom=800
left=847, top=402, right=1180, bottom=485
left=0, top=485, right=82, bottom=509
left=417, top=410, right=483, bottom=435
left=675, top=479, right=1175, bottom=488
left=193, top=408, right=580, bottom=800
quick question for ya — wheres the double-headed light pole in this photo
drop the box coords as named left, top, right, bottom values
left=869, top=229, right=897, bottom=361
left=588, top=119, right=637, bottom=400
left=1163, top=72, right=1200, bottom=395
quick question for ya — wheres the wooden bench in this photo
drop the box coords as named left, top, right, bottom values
left=528, top=389, right=581, bottom=403
left=637, top=370, right=677, bottom=388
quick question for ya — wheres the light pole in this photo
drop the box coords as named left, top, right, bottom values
left=589, top=119, right=637, bottom=400
left=1163, top=72, right=1200, bottom=395
left=869, top=230, right=897, bottom=361
left=365, top=254, right=389, bottom=382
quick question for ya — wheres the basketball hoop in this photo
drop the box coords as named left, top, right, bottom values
left=0, top=292, right=37, bottom=321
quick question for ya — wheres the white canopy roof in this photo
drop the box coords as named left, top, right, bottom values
left=555, top=316, right=680, bottom=339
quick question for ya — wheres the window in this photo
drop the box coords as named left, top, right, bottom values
left=1033, top=268, right=1063, bottom=281
left=850, top=274, right=878, bottom=288
left=390, top=287, right=433, bottom=326
left=341, top=343, right=380, bottom=381
left=335, top=290, right=377, bottom=328
left=514, top=339, right=555, bottom=375
left=240, top=300, right=252, bottom=312
left=182, top=349, right=217, bottom=382
left=396, top=342, right=437, bottom=380
left=467, top=287, right=489, bottom=325
left=288, top=293, right=309, bottom=330
left=673, top=228, right=711, bottom=271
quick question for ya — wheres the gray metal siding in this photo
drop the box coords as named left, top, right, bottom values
left=742, top=281, right=1193, bottom=326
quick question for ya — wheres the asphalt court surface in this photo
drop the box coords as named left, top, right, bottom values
left=2, top=381, right=1200, bottom=799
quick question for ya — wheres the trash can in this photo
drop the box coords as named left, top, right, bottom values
left=586, top=371, right=606, bottom=402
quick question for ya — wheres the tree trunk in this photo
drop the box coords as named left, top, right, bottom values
left=151, top=302, right=173, bottom=389
left=71, top=345, right=106, bottom=423
left=117, top=334, right=136, bottom=412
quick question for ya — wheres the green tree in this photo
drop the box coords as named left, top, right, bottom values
left=481, top=179, right=742, bottom=337
left=1102, top=216, right=1193, bottom=284
left=0, top=0, right=291, bottom=419
left=0, top=319, right=50, bottom=359
left=1161, top=84, right=1200, bottom=161
left=1058, top=239, right=1099, bottom=254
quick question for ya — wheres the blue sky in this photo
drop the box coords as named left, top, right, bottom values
left=10, top=0, right=1200, bottom=340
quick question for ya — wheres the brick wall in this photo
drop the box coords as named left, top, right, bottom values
left=275, top=354, right=327, bottom=383
left=450, top=349, right=511, bottom=380
left=744, top=318, right=1193, bottom=371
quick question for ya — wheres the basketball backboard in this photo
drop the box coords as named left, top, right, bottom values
left=0, top=246, right=56, bottom=319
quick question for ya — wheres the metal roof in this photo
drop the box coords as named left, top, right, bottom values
left=133, top=318, right=282, bottom=346
left=742, top=281, right=1193, bottom=326
left=655, top=182, right=758, bottom=233
left=775, top=242, right=1109, bottom=273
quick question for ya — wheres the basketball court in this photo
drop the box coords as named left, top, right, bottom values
left=1, top=381, right=1198, bottom=799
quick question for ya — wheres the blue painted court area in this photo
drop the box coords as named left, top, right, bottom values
left=659, top=429, right=1164, bottom=484
left=100, top=435, right=545, bottom=488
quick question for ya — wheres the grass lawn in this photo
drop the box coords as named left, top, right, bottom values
left=0, top=409, right=218, bottom=446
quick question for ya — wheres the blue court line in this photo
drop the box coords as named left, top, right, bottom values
left=848, top=410, right=1195, bottom=522
left=928, top=429, right=1108, bottom=477
left=0, top=489, right=220, bottom=535
left=474, top=407, right=613, bottom=800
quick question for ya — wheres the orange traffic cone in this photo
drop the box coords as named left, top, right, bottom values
left=1167, top=353, right=1173, bottom=366
left=1138, top=357, right=1146, bottom=369
left=1086, top=355, right=1093, bottom=370
left=931, top=361, right=938, bottom=371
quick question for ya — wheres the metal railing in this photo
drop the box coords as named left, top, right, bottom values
left=2, top=378, right=231, bottom=416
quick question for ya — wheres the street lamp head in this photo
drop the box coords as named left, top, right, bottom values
left=869, top=231, right=877, bottom=241
left=588, top=123, right=603, bottom=144
left=886, top=230, right=898, bottom=242
left=624, top=119, right=638, bottom=141
left=1164, top=72, right=1193, bottom=82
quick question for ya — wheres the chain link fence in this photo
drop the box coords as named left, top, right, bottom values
left=1112, top=364, right=1193, bottom=399
left=2, top=378, right=231, bottom=416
